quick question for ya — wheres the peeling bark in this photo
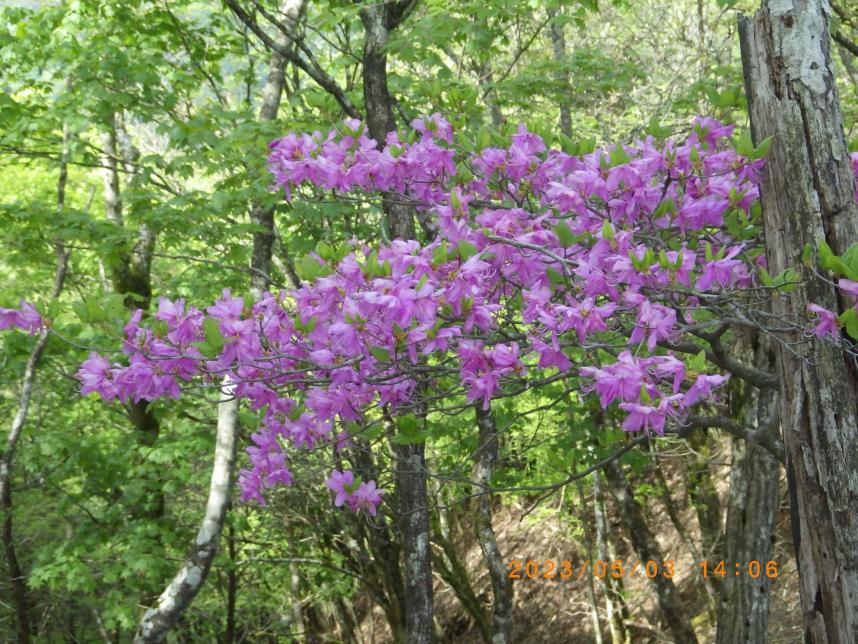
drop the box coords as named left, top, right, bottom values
left=474, top=406, right=513, bottom=644
left=133, top=381, right=239, bottom=643
left=740, top=3, right=858, bottom=641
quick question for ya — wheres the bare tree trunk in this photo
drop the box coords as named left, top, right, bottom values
left=430, top=507, right=492, bottom=643
left=474, top=406, right=513, bottom=644
left=740, top=3, right=858, bottom=641
left=133, top=382, right=239, bottom=643
left=716, top=341, right=780, bottom=644
left=574, top=482, right=603, bottom=644
left=548, top=8, right=573, bottom=139
left=594, top=472, right=629, bottom=644
left=393, top=437, right=435, bottom=644
left=224, top=523, right=237, bottom=644
left=359, top=1, right=417, bottom=240
left=249, top=0, right=306, bottom=295
left=603, top=460, right=699, bottom=644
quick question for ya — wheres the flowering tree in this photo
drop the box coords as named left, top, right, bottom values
left=0, top=114, right=842, bottom=514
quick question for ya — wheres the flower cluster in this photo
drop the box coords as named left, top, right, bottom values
left=325, top=470, right=384, bottom=516
left=11, top=115, right=858, bottom=515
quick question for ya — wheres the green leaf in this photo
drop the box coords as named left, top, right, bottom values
left=802, top=242, right=813, bottom=267
left=553, top=221, right=575, bottom=248
left=609, top=143, right=630, bottom=166
left=751, top=135, right=774, bottom=160
left=369, top=346, right=390, bottom=362
left=456, top=239, right=479, bottom=260
left=837, top=308, right=858, bottom=341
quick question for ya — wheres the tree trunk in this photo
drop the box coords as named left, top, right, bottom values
left=393, top=438, right=435, bottom=643
left=102, top=114, right=163, bottom=524
left=430, top=505, right=492, bottom=643
left=249, top=0, right=306, bottom=296
left=474, top=406, right=513, bottom=644
left=603, top=460, right=699, bottom=644
left=716, top=341, right=780, bottom=644
left=594, top=472, right=629, bottom=644
left=739, top=3, right=858, bottom=641
left=548, top=8, right=573, bottom=139
left=574, top=482, right=603, bottom=644
left=359, top=3, right=416, bottom=240
left=133, top=381, right=239, bottom=643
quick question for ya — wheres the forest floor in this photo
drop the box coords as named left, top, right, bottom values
left=357, top=449, right=803, bottom=643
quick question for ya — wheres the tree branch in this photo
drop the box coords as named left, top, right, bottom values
left=225, top=0, right=359, bottom=118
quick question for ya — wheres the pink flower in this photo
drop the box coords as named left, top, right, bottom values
left=325, top=470, right=355, bottom=507
left=349, top=481, right=384, bottom=516
left=807, top=303, right=840, bottom=339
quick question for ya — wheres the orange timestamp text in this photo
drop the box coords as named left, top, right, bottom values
left=507, top=559, right=677, bottom=581
left=507, top=559, right=780, bottom=581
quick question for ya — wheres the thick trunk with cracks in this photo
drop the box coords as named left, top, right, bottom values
left=474, top=406, right=513, bottom=644
left=740, top=3, right=858, bottom=641
left=133, top=382, right=239, bottom=643
left=603, top=461, right=698, bottom=644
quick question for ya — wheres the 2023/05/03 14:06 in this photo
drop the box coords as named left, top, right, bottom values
left=507, top=559, right=779, bottom=581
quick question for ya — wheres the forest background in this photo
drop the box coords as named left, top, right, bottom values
left=2, top=0, right=858, bottom=642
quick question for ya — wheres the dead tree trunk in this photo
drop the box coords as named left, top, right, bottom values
left=739, top=3, right=858, bottom=641
left=603, top=460, right=699, bottom=644
left=474, top=406, right=513, bottom=644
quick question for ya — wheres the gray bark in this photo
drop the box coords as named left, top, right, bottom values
left=740, top=3, right=858, bottom=641
left=474, top=406, right=513, bottom=644
left=548, top=8, right=573, bottom=139
left=593, top=472, right=629, bottom=644
left=603, top=461, right=699, bottom=644
left=430, top=507, right=492, bottom=643
left=249, top=0, right=306, bottom=296
left=133, top=381, right=239, bottom=643
left=574, top=482, right=603, bottom=644
left=393, top=437, right=435, bottom=644
left=359, top=1, right=417, bottom=240
left=716, top=340, right=780, bottom=644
